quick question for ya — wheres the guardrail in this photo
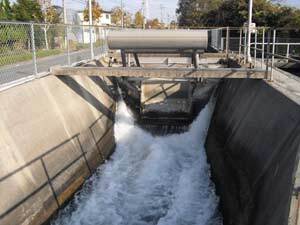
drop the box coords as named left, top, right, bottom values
left=0, top=23, right=299, bottom=89
left=211, top=27, right=300, bottom=80
left=0, top=22, right=115, bottom=90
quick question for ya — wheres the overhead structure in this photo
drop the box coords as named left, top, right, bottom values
left=107, top=30, right=208, bottom=51
left=108, top=29, right=209, bottom=68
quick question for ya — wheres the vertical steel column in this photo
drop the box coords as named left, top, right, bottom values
left=133, top=53, right=141, bottom=67
left=247, top=0, right=253, bottom=63
left=266, top=30, right=271, bottom=80
left=286, top=43, right=290, bottom=58
left=30, top=23, right=38, bottom=76
left=238, top=28, right=242, bottom=62
left=244, top=29, right=247, bottom=64
left=89, top=0, right=94, bottom=59
left=254, top=29, right=257, bottom=67
left=121, top=50, right=127, bottom=67
left=271, top=29, right=276, bottom=81
left=226, top=27, right=230, bottom=62
left=261, top=28, right=265, bottom=68
left=66, top=25, right=71, bottom=66
left=192, top=50, right=199, bottom=69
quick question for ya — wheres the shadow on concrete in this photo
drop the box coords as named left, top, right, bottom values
left=57, top=76, right=114, bottom=122
left=89, top=76, right=117, bottom=101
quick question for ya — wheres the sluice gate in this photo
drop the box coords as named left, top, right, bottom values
left=0, top=29, right=299, bottom=225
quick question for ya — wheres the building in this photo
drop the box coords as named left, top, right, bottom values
left=76, top=10, right=112, bottom=26
left=73, top=10, right=112, bottom=44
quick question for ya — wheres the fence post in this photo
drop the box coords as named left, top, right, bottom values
left=243, top=29, right=247, bottom=64
left=271, top=29, right=276, bottom=81
left=254, top=29, right=257, bottom=67
left=30, top=23, right=38, bottom=76
left=266, top=30, right=271, bottom=80
left=90, top=25, right=94, bottom=59
left=238, top=28, right=242, bottom=62
left=66, top=25, right=71, bottom=66
left=286, top=43, right=290, bottom=58
left=226, top=27, right=230, bottom=61
left=261, top=27, right=265, bottom=68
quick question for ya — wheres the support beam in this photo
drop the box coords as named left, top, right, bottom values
left=192, top=51, right=199, bottom=69
left=121, top=49, right=127, bottom=67
left=51, top=66, right=267, bottom=79
left=133, top=53, right=141, bottom=67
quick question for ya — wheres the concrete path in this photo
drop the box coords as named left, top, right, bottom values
left=0, top=47, right=104, bottom=85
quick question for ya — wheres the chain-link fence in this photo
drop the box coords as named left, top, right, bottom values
left=0, top=22, right=112, bottom=88
left=1, top=23, right=299, bottom=88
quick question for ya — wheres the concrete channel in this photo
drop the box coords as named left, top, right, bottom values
left=0, top=34, right=300, bottom=225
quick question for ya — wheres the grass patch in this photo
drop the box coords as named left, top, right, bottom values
left=0, top=49, right=63, bottom=67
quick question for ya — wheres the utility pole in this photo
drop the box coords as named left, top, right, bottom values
left=62, top=0, right=67, bottom=24
left=142, top=0, right=147, bottom=29
left=160, top=4, right=165, bottom=24
left=247, top=0, right=253, bottom=64
left=89, top=0, right=94, bottom=59
left=121, top=0, right=124, bottom=28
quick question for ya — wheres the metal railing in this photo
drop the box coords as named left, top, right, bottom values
left=0, top=21, right=115, bottom=89
left=210, top=27, right=300, bottom=80
left=1, top=23, right=299, bottom=89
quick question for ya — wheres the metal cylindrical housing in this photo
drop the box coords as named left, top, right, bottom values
left=107, top=30, right=208, bottom=50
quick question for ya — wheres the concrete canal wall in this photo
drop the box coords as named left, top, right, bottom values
left=205, top=79, right=300, bottom=225
left=0, top=75, right=116, bottom=225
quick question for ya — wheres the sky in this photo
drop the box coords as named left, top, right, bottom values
left=52, top=0, right=300, bottom=22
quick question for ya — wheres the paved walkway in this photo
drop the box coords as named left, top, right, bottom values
left=0, top=47, right=104, bottom=85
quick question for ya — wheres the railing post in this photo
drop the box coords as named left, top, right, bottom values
left=286, top=43, right=290, bottom=58
left=271, top=29, right=276, bottom=81
left=90, top=25, right=94, bottom=59
left=226, top=27, right=230, bottom=62
left=244, top=29, right=247, bottom=64
left=238, top=28, right=242, bottom=62
left=66, top=25, right=71, bottom=66
left=254, top=28, right=257, bottom=67
left=30, top=23, right=38, bottom=76
left=261, top=27, right=265, bottom=68
left=266, top=30, right=271, bottom=80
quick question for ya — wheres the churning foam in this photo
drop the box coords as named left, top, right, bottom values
left=52, top=99, right=222, bottom=225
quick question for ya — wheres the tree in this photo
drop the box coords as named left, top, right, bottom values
left=43, top=6, right=61, bottom=50
left=176, top=0, right=222, bottom=27
left=170, top=20, right=177, bottom=29
left=134, top=11, right=144, bottom=28
left=111, top=7, right=122, bottom=25
left=111, top=7, right=131, bottom=27
left=83, top=0, right=102, bottom=23
left=147, top=18, right=161, bottom=29
left=0, top=0, right=13, bottom=20
left=176, top=0, right=300, bottom=28
left=12, top=0, right=43, bottom=22
left=124, top=11, right=132, bottom=27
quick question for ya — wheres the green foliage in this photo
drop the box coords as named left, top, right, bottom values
left=0, top=0, right=13, bottom=20
left=83, top=0, right=102, bottom=23
left=12, top=0, right=43, bottom=22
left=44, top=6, right=61, bottom=24
left=134, top=11, right=144, bottom=28
left=177, top=0, right=300, bottom=28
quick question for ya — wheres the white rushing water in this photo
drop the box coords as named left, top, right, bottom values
left=52, top=99, right=222, bottom=225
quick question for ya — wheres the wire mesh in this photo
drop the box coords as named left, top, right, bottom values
left=0, top=22, right=112, bottom=87
left=0, top=23, right=35, bottom=85
left=0, top=22, right=299, bottom=88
